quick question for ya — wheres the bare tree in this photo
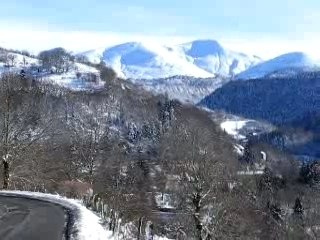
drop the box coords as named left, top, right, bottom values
left=0, top=73, right=55, bottom=189
left=159, top=107, right=238, bottom=239
left=5, top=54, right=17, bottom=67
left=66, top=94, right=110, bottom=184
left=22, top=56, right=27, bottom=67
left=97, top=62, right=117, bottom=83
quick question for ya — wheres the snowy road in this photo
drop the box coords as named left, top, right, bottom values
left=0, top=195, right=67, bottom=240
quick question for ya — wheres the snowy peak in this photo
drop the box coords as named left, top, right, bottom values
left=100, top=41, right=214, bottom=79
left=236, top=52, right=320, bottom=79
left=182, top=39, right=226, bottom=57
left=78, top=40, right=262, bottom=79
left=103, top=42, right=155, bottom=66
left=179, top=40, right=261, bottom=76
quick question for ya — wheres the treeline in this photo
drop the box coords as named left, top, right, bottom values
left=1, top=71, right=320, bottom=239
left=0, top=47, right=36, bottom=58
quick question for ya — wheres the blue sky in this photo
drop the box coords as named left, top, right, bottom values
left=1, top=0, right=320, bottom=58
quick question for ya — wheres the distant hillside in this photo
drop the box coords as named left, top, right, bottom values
left=200, top=72, right=320, bottom=158
left=129, top=75, right=230, bottom=104
left=200, top=72, right=320, bottom=125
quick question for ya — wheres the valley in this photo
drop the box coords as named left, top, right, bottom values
left=0, top=39, right=320, bottom=239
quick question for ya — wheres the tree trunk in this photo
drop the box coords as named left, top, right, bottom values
left=194, top=214, right=203, bottom=240
left=3, top=79, right=11, bottom=190
left=3, top=160, right=9, bottom=189
left=193, top=192, right=203, bottom=240
left=137, top=216, right=144, bottom=240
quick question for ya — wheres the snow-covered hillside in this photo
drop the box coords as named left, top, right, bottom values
left=130, top=75, right=229, bottom=104
left=0, top=52, right=38, bottom=73
left=43, top=63, right=103, bottom=90
left=0, top=50, right=103, bottom=90
left=236, top=52, right=320, bottom=79
left=78, top=40, right=261, bottom=79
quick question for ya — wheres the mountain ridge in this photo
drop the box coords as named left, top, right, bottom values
left=236, top=52, right=320, bottom=79
left=78, top=39, right=262, bottom=79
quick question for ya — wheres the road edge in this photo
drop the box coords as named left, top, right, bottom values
left=0, top=191, right=79, bottom=240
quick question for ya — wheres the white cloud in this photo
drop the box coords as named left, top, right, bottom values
left=0, top=30, right=185, bottom=54
left=0, top=23, right=190, bottom=54
left=221, top=34, right=320, bottom=59
left=2, top=21, right=320, bottom=60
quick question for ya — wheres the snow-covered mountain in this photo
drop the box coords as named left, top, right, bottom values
left=78, top=40, right=262, bottom=79
left=236, top=52, right=320, bottom=79
left=179, top=40, right=261, bottom=76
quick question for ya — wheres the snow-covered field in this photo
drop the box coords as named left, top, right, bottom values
left=44, top=63, right=104, bottom=90
left=0, top=191, right=114, bottom=240
left=202, top=108, right=275, bottom=141
left=221, top=120, right=249, bottom=140
left=220, top=118, right=276, bottom=141
left=0, top=53, right=38, bottom=73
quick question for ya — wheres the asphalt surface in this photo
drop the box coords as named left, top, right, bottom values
left=0, top=195, right=67, bottom=240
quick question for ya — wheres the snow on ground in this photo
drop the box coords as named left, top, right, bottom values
left=0, top=53, right=39, bottom=74
left=155, top=193, right=175, bottom=209
left=0, top=54, right=104, bottom=91
left=44, top=63, right=104, bottom=90
left=0, top=191, right=173, bottom=240
left=220, top=120, right=249, bottom=140
left=237, top=169, right=264, bottom=175
left=213, top=111, right=275, bottom=141
left=0, top=191, right=114, bottom=240
left=234, top=144, right=245, bottom=155
left=13, top=53, right=39, bottom=66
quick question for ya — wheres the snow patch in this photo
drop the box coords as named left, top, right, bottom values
left=234, top=144, right=244, bottom=155
left=43, top=63, right=104, bottom=90
left=155, top=193, right=174, bottom=209
left=220, top=120, right=248, bottom=139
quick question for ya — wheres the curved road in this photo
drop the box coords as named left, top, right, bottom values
left=0, top=195, right=67, bottom=240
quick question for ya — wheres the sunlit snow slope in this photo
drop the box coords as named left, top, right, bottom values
left=79, top=40, right=261, bottom=79
left=236, top=52, right=320, bottom=79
